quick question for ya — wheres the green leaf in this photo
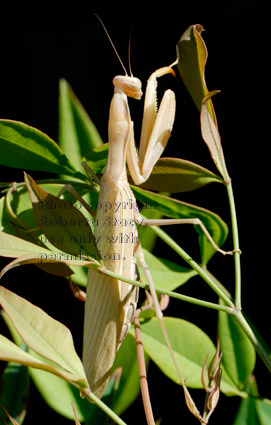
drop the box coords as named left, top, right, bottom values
left=233, top=376, right=271, bottom=425
left=58, top=79, right=103, bottom=172
left=0, top=195, right=17, bottom=235
left=138, top=317, right=210, bottom=388
left=1, top=310, right=91, bottom=421
left=218, top=301, right=256, bottom=389
left=0, top=248, right=97, bottom=281
left=5, top=183, right=86, bottom=233
left=132, top=186, right=228, bottom=265
left=84, top=147, right=223, bottom=194
left=0, top=231, right=78, bottom=279
left=0, top=232, right=92, bottom=281
left=83, top=143, right=109, bottom=176
left=0, top=231, right=53, bottom=259
left=0, top=286, right=87, bottom=387
left=29, top=368, right=92, bottom=422
left=0, top=335, right=83, bottom=384
left=69, top=265, right=88, bottom=287
left=0, top=120, right=85, bottom=179
left=1, top=185, right=76, bottom=277
left=0, top=357, right=29, bottom=424
left=130, top=317, right=244, bottom=396
left=2, top=181, right=98, bottom=271
left=5, top=185, right=43, bottom=233
left=200, top=92, right=230, bottom=182
left=138, top=249, right=196, bottom=291
left=177, top=27, right=230, bottom=182
left=176, top=25, right=216, bottom=123
left=24, top=174, right=99, bottom=260
left=84, top=147, right=223, bottom=193
left=131, top=158, right=223, bottom=193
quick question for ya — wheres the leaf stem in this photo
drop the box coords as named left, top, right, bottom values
left=1, top=179, right=96, bottom=193
left=148, top=225, right=236, bottom=309
left=101, top=268, right=234, bottom=314
left=226, top=180, right=242, bottom=310
left=84, top=391, right=128, bottom=425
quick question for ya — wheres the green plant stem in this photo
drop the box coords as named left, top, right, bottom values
left=84, top=391, right=127, bottom=425
left=226, top=180, right=242, bottom=310
left=149, top=225, right=236, bottom=309
left=101, top=268, right=233, bottom=314
left=1, top=178, right=95, bottom=193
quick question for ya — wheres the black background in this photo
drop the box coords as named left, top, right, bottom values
left=0, top=3, right=269, bottom=424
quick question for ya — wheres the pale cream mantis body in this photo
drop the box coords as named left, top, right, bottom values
left=82, top=65, right=176, bottom=398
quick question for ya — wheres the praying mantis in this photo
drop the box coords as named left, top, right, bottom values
left=81, top=20, right=233, bottom=405
left=82, top=61, right=176, bottom=398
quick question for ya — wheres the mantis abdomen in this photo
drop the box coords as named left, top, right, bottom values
left=83, top=179, right=138, bottom=398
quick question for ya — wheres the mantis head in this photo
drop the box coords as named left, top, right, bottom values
left=113, top=75, right=143, bottom=100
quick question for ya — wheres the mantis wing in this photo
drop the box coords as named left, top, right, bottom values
left=82, top=179, right=138, bottom=397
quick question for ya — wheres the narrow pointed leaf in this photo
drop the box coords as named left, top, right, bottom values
left=233, top=376, right=271, bottom=425
left=0, top=286, right=87, bottom=385
left=0, top=335, right=85, bottom=385
left=0, top=196, right=16, bottom=235
left=177, top=26, right=230, bottom=182
left=0, top=251, right=98, bottom=282
left=201, top=93, right=230, bottom=182
left=1, top=183, right=98, bottom=276
left=0, top=310, right=89, bottom=394
left=218, top=302, right=256, bottom=389
left=85, top=147, right=223, bottom=193
left=176, top=24, right=217, bottom=123
left=0, top=231, right=53, bottom=259
left=0, top=232, right=74, bottom=278
left=130, top=157, right=223, bottom=193
left=0, top=358, right=29, bottom=424
left=0, top=120, right=85, bottom=179
left=58, top=79, right=103, bottom=172
left=4, top=183, right=91, bottom=233
left=24, top=174, right=99, bottom=260
left=234, top=396, right=271, bottom=425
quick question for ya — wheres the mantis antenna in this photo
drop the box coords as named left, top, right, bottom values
left=128, top=29, right=134, bottom=77
left=94, top=14, right=128, bottom=76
